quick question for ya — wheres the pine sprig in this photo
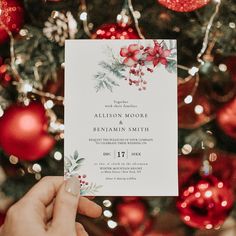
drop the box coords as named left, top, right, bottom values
left=99, top=61, right=126, bottom=79
left=64, top=150, right=85, bottom=177
left=94, top=72, right=120, bottom=92
left=80, top=183, right=103, bottom=195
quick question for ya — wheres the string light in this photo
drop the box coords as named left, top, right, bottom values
left=127, top=0, right=144, bottom=39
left=184, top=95, right=193, bottom=104
left=44, top=100, right=54, bottom=109
left=80, top=12, right=87, bottom=21
left=197, top=0, right=222, bottom=64
left=218, top=64, right=227, bottom=72
left=79, top=0, right=91, bottom=37
left=54, top=151, right=63, bottom=161
left=32, top=163, right=42, bottom=173
left=182, top=144, right=193, bottom=155
left=194, top=105, right=204, bottom=114
left=107, top=220, right=118, bottom=229
left=9, top=155, right=18, bottom=164
left=103, top=199, right=112, bottom=207
left=103, top=210, right=113, bottom=218
left=229, top=22, right=235, bottom=29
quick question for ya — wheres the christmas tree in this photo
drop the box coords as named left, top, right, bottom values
left=0, top=0, right=236, bottom=235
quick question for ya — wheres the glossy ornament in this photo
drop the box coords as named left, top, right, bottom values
left=217, top=97, right=236, bottom=139
left=0, top=102, right=55, bottom=161
left=177, top=174, right=234, bottom=229
left=178, top=89, right=214, bottom=129
left=158, top=0, right=210, bottom=12
left=93, top=23, right=139, bottom=39
left=0, top=0, right=24, bottom=44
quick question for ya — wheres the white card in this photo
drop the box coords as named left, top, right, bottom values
left=65, top=40, right=178, bottom=196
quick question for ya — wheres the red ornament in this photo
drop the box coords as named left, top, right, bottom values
left=93, top=23, right=140, bottom=39
left=158, top=0, right=210, bottom=12
left=178, top=90, right=215, bottom=129
left=116, top=199, right=147, bottom=230
left=0, top=0, right=24, bottom=44
left=0, top=102, right=55, bottom=161
left=217, top=97, right=236, bottom=139
left=177, top=174, right=234, bottom=230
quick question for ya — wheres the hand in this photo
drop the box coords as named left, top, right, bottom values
left=0, top=176, right=102, bottom=236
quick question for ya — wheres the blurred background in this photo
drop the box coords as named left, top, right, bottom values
left=0, top=0, right=236, bottom=235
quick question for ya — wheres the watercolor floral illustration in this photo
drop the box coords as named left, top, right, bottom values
left=64, top=151, right=102, bottom=195
left=94, top=40, right=177, bottom=92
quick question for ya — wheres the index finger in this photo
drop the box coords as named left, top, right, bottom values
left=23, top=176, right=63, bottom=206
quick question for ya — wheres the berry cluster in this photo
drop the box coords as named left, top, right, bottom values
left=120, top=41, right=171, bottom=91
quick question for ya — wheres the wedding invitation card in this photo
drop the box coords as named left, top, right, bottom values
left=65, top=40, right=178, bottom=196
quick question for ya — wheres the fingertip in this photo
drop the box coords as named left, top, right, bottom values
left=78, top=197, right=102, bottom=218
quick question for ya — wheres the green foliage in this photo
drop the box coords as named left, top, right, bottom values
left=14, top=26, right=64, bottom=89
left=94, top=59, right=126, bottom=92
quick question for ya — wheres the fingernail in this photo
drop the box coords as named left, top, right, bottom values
left=65, top=176, right=80, bottom=196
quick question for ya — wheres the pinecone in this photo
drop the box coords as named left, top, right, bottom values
left=43, top=11, right=78, bottom=46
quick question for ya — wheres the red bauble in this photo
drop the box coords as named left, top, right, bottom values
left=177, top=174, right=234, bottom=230
left=178, top=90, right=214, bottom=129
left=217, top=97, right=236, bottom=139
left=0, top=102, right=55, bottom=161
left=93, top=23, right=140, bottom=39
left=116, top=199, right=147, bottom=229
left=158, top=0, right=210, bottom=12
left=0, top=0, right=24, bottom=44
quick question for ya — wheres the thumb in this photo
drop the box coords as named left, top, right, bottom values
left=51, top=176, right=81, bottom=233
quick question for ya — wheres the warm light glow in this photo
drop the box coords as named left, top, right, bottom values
left=217, top=182, right=224, bottom=188
left=194, top=105, right=204, bottom=114
left=22, top=83, right=33, bottom=93
left=103, top=210, right=113, bottom=218
left=218, top=64, right=227, bottom=72
left=54, top=151, right=63, bottom=161
left=32, top=163, right=42, bottom=173
left=221, top=201, right=227, bottom=207
left=181, top=203, right=187, bottom=208
left=184, top=216, right=190, bottom=222
left=103, top=199, right=112, bottom=207
left=9, top=155, right=18, bottom=164
left=182, top=144, right=192, bottom=155
left=205, top=190, right=213, bottom=198
left=44, top=100, right=54, bottom=109
left=195, top=192, right=201, bottom=198
left=206, top=224, right=213, bottom=229
left=133, top=11, right=141, bottom=19
left=107, top=220, right=117, bottom=229
left=188, top=186, right=194, bottom=193
left=188, top=66, right=199, bottom=76
left=80, top=12, right=87, bottom=21
left=183, top=190, right=190, bottom=197
left=199, top=183, right=209, bottom=190
left=209, top=153, right=217, bottom=162
left=184, top=95, right=193, bottom=104
left=59, top=124, right=65, bottom=131
left=229, top=22, right=236, bottom=28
